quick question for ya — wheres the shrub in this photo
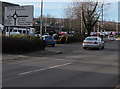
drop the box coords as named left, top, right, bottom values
left=2, top=35, right=46, bottom=54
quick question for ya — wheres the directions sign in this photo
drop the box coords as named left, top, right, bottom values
left=4, top=5, right=33, bottom=26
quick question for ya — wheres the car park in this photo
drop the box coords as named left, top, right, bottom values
left=103, top=32, right=109, bottom=36
left=82, top=36, right=104, bottom=50
left=112, top=32, right=118, bottom=35
left=108, top=35, right=116, bottom=41
left=42, top=35, right=56, bottom=47
left=90, top=32, right=97, bottom=36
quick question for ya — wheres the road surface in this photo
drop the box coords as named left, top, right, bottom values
left=2, top=40, right=119, bottom=88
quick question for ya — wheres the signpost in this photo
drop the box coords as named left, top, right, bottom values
left=4, top=5, right=33, bottom=26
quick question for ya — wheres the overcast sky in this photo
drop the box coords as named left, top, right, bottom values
left=1, top=0, right=119, bottom=22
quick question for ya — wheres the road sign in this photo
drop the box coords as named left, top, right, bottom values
left=4, top=5, right=33, bottom=26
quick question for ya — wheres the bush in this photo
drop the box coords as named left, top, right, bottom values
left=2, top=35, right=46, bottom=54
left=115, top=35, right=120, bottom=38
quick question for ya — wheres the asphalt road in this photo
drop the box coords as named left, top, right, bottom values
left=2, top=40, right=119, bottom=87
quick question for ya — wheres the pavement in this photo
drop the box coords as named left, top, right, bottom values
left=2, top=48, right=63, bottom=63
left=116, top=38, right=120, bottom=40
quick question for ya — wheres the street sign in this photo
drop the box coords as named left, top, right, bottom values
left=4, top=5, right=34, bottom=26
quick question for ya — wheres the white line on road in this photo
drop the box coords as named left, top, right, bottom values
left=48, top=62, right=73, bottom=69
left=18, top=62, right=73, bottom=76
left=18, top=68, right=47, bottom=75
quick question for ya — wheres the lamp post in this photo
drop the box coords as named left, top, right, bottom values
left=40, top=0, right=43, bottom=38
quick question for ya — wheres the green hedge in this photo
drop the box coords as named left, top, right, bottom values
left=2, top=35, right=46, bottom=53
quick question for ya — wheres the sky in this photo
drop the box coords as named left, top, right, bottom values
left=1, top=0, right=119, bottom=22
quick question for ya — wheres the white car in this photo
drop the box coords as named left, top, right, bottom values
left=83, top=36, right=104, bottom=49
left=5, top=32, right=20, bottom=36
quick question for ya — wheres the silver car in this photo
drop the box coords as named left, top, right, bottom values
left=82, top=36, right=104, bottom=49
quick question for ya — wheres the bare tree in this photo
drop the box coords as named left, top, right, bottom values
left=64, top=1, right=102, bottom=40
left=82, top=2, right=100, bottom=36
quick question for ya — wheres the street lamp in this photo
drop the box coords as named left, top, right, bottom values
left=40, top=0, right=43, bottom=37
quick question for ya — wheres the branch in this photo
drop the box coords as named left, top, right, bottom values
left=90, top=2, right=98, bottom=16
left=90, top=14, right=100, bottom=29
left=82, top=7, right=88, bottom=30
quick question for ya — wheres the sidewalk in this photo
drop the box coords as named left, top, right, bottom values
left=116, top=38, right=120, bottom=40
left=2, top=54, right=29, bottom=60
left=2, top=48, right=62, bottom=61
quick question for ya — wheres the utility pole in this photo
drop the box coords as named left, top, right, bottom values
left=101, top=3, right=104, bottom=32
left=45, top=15, right=47, bottom=33
left=81, top=6, right=83, bottom=34
left=40, top=0, right=43, bottom=38
left=97, top=21, right=99, bottom=32
left=116, top=22, right=118, bottom=32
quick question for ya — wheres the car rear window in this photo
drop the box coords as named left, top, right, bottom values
left=85, top=37, right=97, bottom=40
left=109, top=36, right=113, bottom=37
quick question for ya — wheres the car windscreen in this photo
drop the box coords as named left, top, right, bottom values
left=85, top=37, right=97, bottom=41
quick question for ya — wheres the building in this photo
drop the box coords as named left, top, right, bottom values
left=0, top=1, right=19, bottom=25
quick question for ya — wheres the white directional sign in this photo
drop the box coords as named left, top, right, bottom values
left=4, top=5, right=34, bottom=26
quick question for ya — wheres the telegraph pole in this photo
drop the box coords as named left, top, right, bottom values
left=81, top=6, right=83, bottom=34
left=101, top=3, right=104, bottom=32
left=40, top=0, right=43, bottom=38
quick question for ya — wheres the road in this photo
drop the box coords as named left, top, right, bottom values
left=2, top=40, right=119, bottom=88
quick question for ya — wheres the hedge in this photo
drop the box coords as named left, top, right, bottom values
left=2, top=35, right=46, bottom=54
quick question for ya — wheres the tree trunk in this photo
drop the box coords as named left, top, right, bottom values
left=80, top=32, right=86, bottom=41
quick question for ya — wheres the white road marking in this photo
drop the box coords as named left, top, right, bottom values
left=18, top=62, right=73, bottom=76
left=48, top=62, right=73, bottom=69
left=54, top=59, right=76, bottom=61
left=18, top=68, right=47, bottom=75
left=54, top=59, right=65, bottom=60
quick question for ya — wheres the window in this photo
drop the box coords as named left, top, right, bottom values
left=85, top=37, right=97, bottom=41
left=23, top=30, right=26, bottom=34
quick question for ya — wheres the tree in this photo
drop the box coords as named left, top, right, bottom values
left=64, top=1, right=102, bottom=40
left=82, top=2, right=100, bottom=36
left=38, top=14, right=58, bottom=26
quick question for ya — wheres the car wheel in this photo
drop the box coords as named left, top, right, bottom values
left=102, top=46, right=104, bottom=49
left=98, top=45, right=101, bottom=50
left=83, top=47, right=87, bottom=49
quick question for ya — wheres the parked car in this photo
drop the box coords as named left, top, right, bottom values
left=90, top=32, right=97, bottom=36
left=42, top=35, right=56, bottom=47
left=82, top=36, right=104, bottom=49
left=34, top=34, right=41, bottom=37
left=108, top=35, right=116, bottom=41
left=5, top=32, right=20, bottom=36
left=112, top=32, right=118, bottom=35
